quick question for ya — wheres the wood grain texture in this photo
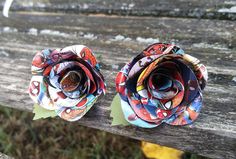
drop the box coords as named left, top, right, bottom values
left=0, top=12, right=236, bottom=159
left=0, top=0, right=236, bottom=20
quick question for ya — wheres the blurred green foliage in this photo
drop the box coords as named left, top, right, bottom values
left=0, top=107, right=209, bottom=159
left=0, top=107, right=143, bottom=159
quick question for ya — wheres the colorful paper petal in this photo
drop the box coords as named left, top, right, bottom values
left=115, top=43, right=207, bottom=128
left=29, top=45, right=106, bottom=121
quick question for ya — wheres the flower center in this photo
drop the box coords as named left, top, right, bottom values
left=152, top=74, right=172, bottom=91
left=60, top=71, right=82, bottom=92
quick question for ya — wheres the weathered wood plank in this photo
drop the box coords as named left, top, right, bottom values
left=0, top=0, right=236, bottom=20
left=0, top=12, right=236, bottom=159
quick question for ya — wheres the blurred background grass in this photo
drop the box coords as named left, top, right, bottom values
left=0, top=106, right=209, bottom=159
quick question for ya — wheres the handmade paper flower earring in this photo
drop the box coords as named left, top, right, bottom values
left=29, top=45, right=106, bottom=121
left=114, top=43, right=207, bottom=128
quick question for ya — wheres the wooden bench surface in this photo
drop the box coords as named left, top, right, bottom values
left=0, top=0, right=236, bottom=158
left=1, top=0, right=236, bottom=20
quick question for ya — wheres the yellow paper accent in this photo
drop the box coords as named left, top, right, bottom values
left=136, top=58, right=160, bottom=87
left=141, top=141, right=184, bottom=159
left=136, top=85, right=145, bottom=91
left=137, top=67, right=148, bottom=85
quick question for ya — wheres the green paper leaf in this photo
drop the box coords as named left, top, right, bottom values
left=110, top=94, right=130, bottom=126
left=33, top=103, right=57, bottom=120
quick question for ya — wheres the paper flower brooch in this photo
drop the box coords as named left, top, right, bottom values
left=29, top=45, right=106, bottom=121
left=115, top=43, right=208, bottom=128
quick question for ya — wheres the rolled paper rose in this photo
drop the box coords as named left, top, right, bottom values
left=29, top=45, right=106, bottom=121
left=115, top=43, right=208, bottom=128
